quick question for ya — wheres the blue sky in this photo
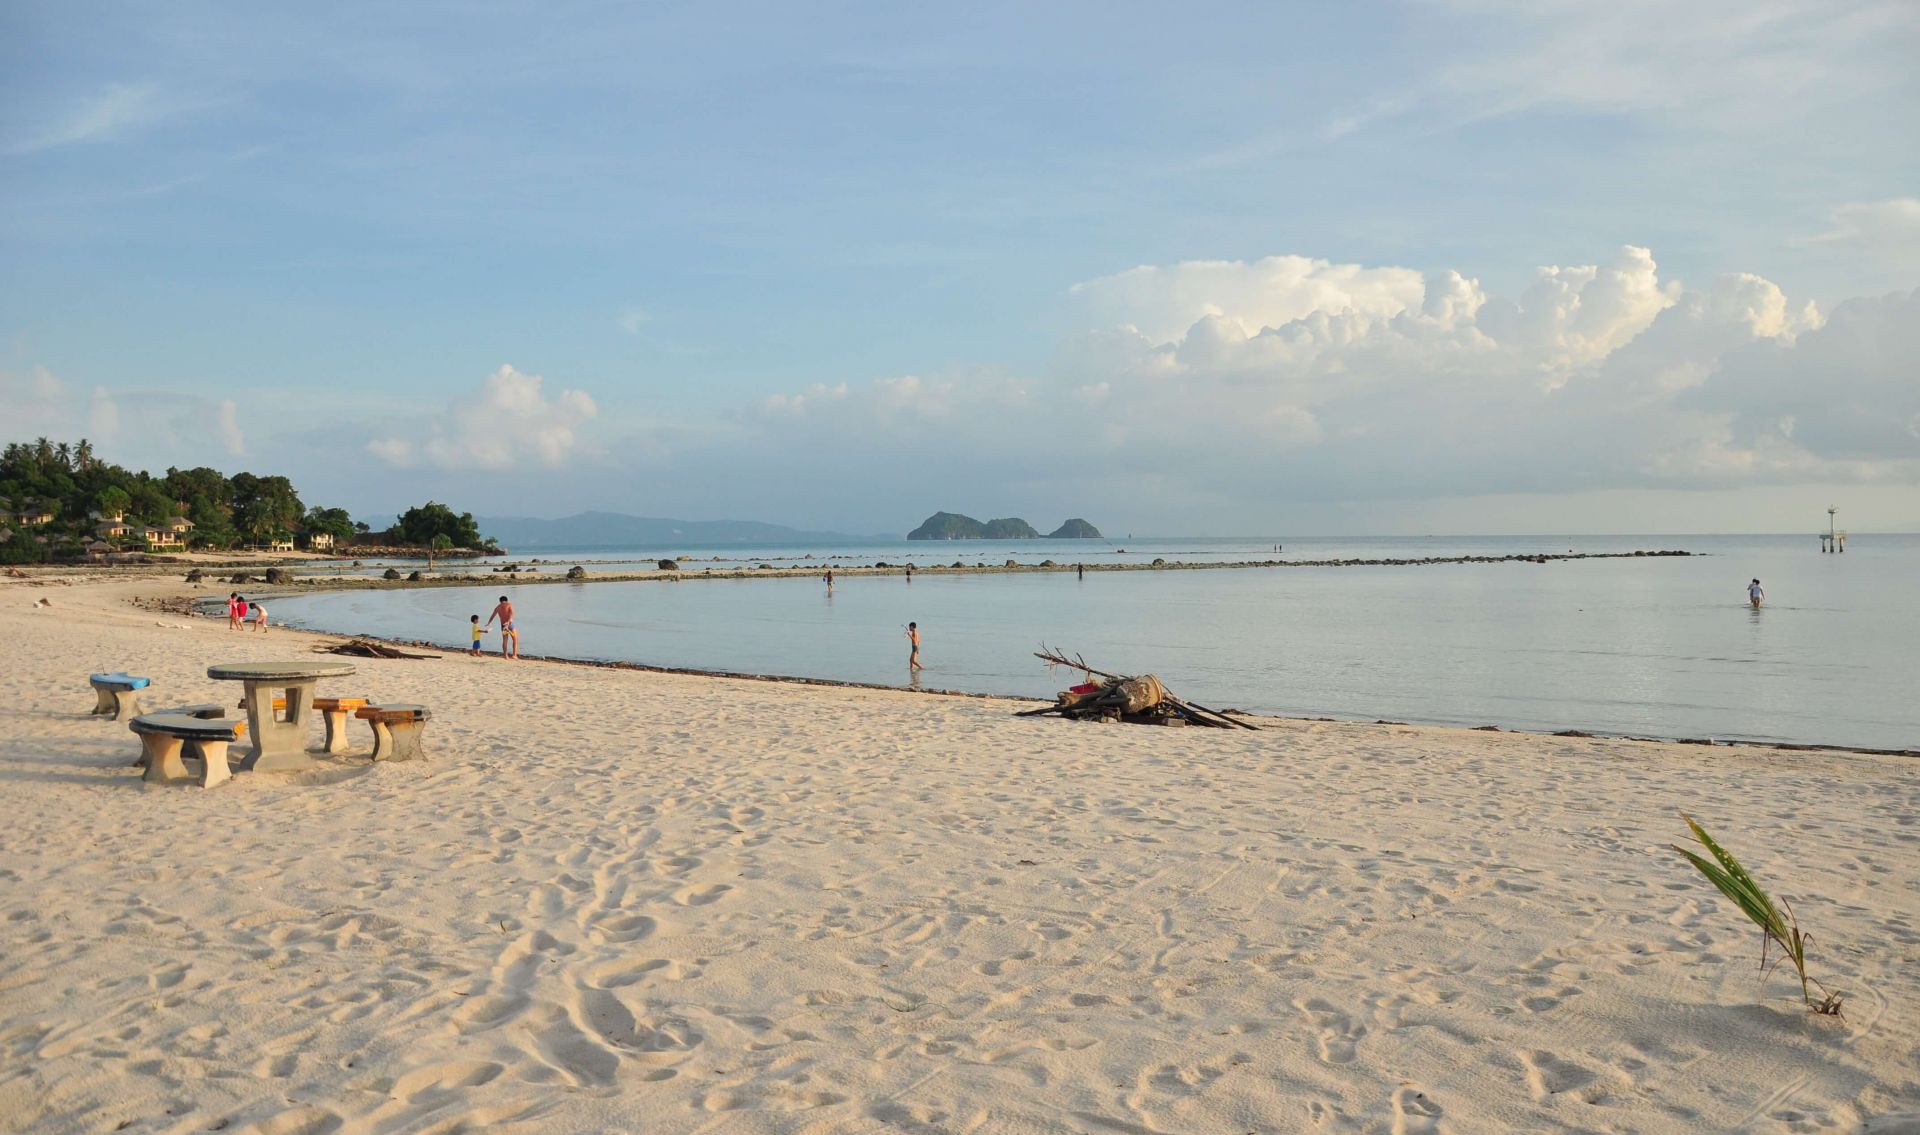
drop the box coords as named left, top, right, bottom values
left=4, top=1, right=1917, bottom=534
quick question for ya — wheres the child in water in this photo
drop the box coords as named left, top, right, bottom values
left=470, top=614, right=487, bottom=655
left=906, top=621, right=923, bottom=671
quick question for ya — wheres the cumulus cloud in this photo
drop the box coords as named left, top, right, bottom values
left=369, top=364, right=598, bottom=470
left=734, top=246, right=1915, bottom=513
left=1684, top=289, right=1920, bottom=462
left=1069, top=255, right=1426, bottom=344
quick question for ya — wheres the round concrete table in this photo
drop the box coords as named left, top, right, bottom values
left=207, top=661, right=356, bottom=771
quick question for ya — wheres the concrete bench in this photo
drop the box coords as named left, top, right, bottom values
left=131, top=713, right=248, bottom=788
left=313, top=697, right=368, bottom=754
left=89, top=673, right=151, bottom=721
left=356, top=704, right=431, bottom=762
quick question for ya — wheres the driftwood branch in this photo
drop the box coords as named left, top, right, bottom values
left=1027, top=645, right=1257, bottom=729
left=314, top=638, right=441, bottom=660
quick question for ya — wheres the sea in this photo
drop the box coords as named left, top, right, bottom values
left=264, top=534, right=1919, bottom=752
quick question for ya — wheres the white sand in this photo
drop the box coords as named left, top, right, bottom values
left=1, top=576, right=1916, bottom=1134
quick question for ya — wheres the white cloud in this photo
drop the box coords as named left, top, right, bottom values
left=369, top=364, right=598, bottom=470
left=87, top=387, right=120, bottom=438
left=0, top=365, right=73, bottom=434
left=1069, top=255, right=1426, bottom=344
left=734, top=247, right=1916, bottom=511
left=2, top=82, right=202, bottom=155
left=215, top=399, right=245, bottom=457
left=1805, top=197, right=1920, bottom=257
left=1428, top=0, right=1913, bottom=126
left=757, top=382, right=848, bottom=418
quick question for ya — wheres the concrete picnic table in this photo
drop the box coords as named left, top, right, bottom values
left=206, top=661, right=356, bottom=771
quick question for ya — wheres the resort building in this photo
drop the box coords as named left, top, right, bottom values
left=95, top=519, right=131, bottom=540
left=166, top=516, right=194, bottom=535
left=305, top=531, right=336, bottom=552
left=15, top=503, right=55, bottom=525
left=143, top=526, right=183, bottom=550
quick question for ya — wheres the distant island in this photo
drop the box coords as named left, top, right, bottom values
left=907, top=512, right=1103, bottom=540
left=476, top=511, right=871, bottom=549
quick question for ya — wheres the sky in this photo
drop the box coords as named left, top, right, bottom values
left=2, top=0, right=1917, bottom=536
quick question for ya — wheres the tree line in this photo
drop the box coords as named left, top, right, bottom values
left=0, top=437, right=493, bottom=563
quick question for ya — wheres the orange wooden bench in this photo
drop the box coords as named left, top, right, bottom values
left=313, top=697, right=368, bottom=754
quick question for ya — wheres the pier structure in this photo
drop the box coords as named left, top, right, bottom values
left=1821, top=506, right=1846, bottom=553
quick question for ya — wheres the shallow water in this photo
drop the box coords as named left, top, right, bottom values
left=270, top=534, right=1919, bottom=750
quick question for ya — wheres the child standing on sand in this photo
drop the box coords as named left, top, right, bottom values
left=906, top=621, right=923, bottom=671
left=470, top=614, right=487, bottom=655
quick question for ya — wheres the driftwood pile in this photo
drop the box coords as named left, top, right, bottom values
left=314, top=638, right=440, bottom=660
left=1018, top=646, right=1256, bottom=729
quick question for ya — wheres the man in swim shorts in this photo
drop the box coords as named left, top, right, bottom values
left=487, top=595, right=519, bottom=658
left=1747, top=579, right=1764, bottom=609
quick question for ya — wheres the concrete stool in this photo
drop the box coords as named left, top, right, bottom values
left=129, top=705, right=227, bottom=766
left=131, top=713, right=247, bottom=788
left=89, top=673, right=151, bottom=721
left=356, top=704, right=431, bottom=762
left=313, top=697, right=368, bottom=754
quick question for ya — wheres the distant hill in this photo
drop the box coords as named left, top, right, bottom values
left=983, top=517, right=1041, bottom=539
left=1048, top=518, right=1103, bottom=538
left=907, top=511, right=1099, bottom=540
left=908, top=511, right=987, bottom=540
left=476, top=511, right=869, bottom=549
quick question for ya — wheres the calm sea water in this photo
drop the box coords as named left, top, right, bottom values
left=271, top=534, right=1919, bottom=751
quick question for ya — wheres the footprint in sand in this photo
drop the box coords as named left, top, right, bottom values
left=585, top=912, right=657, bottom=943
left=1520, top=1049, right=1596, bottom=1101
left=975, top=950, right=1035, bottom=977
left=523, top=1003, right=620, bottom=1088
left=390, top=1060, right=504, bottom=1101
left=673, top=883, right=732, bottom=907
left=581, top=956, right=680, bottom=989
left=1296, top=998, right=1366, bottom=1064
left=1390, top=1086, right=1443, bottom=1134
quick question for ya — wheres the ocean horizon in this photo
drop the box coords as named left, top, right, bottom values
left=267, top=532, right=1919, bottom=752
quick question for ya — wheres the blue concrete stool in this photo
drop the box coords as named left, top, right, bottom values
left=89, top=672, right=151, bottom=721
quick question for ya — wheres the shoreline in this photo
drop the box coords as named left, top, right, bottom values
left=143, top=587, right=1918, bottom=760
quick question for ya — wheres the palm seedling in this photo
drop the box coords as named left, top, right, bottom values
left=1672, top=813, right=1843, bottom=1015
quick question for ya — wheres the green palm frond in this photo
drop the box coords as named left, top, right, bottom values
left=1671, top=813, right=1841, bottom=1016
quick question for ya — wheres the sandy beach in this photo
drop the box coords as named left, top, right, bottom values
left=1, top=575, right=1915, bottom=1134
